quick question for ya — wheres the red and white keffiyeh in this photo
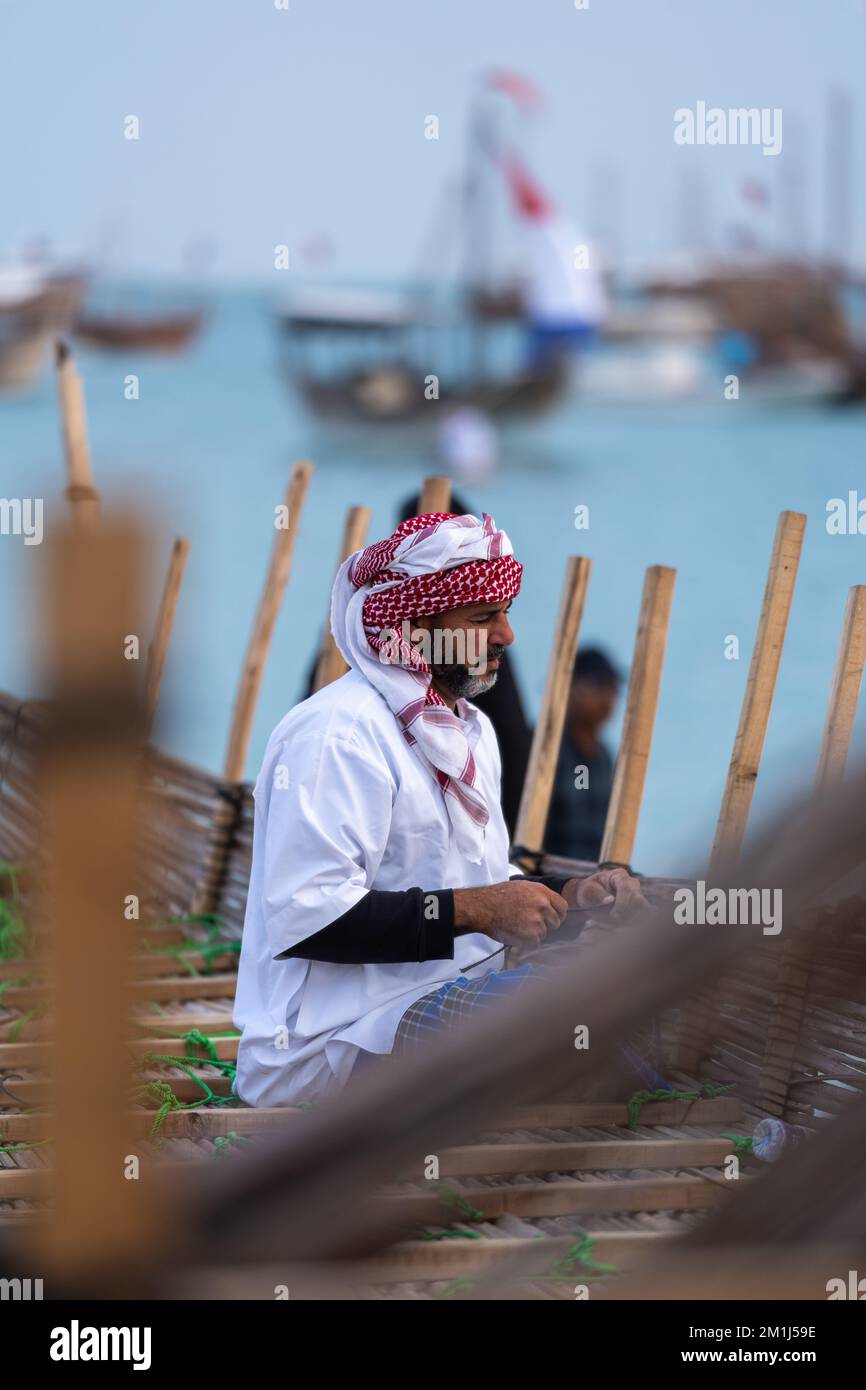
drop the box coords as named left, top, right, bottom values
left=329, top=512, right=523, bottom=863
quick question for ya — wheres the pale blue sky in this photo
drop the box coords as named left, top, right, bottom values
left=1, top=0, right=863, bottom=280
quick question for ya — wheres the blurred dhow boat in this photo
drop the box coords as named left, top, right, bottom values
left=573, top=340, right=848, bottom=408
left=278, top=72, right=605, bottom=426
left=74, top=306, right=204, bottom=353
left=638, top=259, right=866, bottom=405
left=0, top=263, right=88, bottom=393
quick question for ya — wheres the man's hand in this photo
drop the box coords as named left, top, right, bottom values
left=561, top=866, right=646, bottom=920
left=453, top=880, right=568, bottom=948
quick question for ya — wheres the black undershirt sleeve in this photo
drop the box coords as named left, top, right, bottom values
left=276, top=888, right=456, bottom=964
left=276, top=874, right=575, bottom=965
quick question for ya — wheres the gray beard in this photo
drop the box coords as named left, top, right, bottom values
left=431, top=665, right=499, bottom=701
left=463, top=670, right=499, bottom=699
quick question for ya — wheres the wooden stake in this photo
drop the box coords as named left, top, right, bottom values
left=222, top=460, right=313, bottom=782
left=33, top=518, right=155, bottom=1282
left=710, top=511, right=806, bottom=873
left=675, top=511, right=806, bottom=1074
left=599, top=566, right=676, bottom=866
left=815, top=585, right=866, bottom=789
left=145, top=536, right=190, bottom=729
left=312, top=505, right=372, bottom=692
left=513, top=557, right=592, bottom=860
left=55, top=340, right=100, bottom=530
left=418, top=475, right=452, bottom=514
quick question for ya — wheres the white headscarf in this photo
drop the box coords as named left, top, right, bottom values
left=329, top=511, right=522, bottom=863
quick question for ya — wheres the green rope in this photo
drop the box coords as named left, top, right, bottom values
left=133, top=1029, right=237, bottom=1141
left=702, top=1082, right=736, bottom=1100
left=139, top=1050, right=236, bottom=1092
left=0, top=1138, right=52, bottom=1153
left=138, top=1026, right=238, bottom=1077
left=157, top=939, right=241, bottom=978
left=138, top=1025, right=240, bottom=1056
left=720, top=1132, right=753, bottom=1157
left=0, top=903, right=30, bottom=963
left=213, top=1131, right=251, bottom=1159
left=627, top=1087, right=679, bottom=1130
left=0, top=864, right=32, bottom=963
left=144, top=915, right=239, bottom=977
left=7, top=1006, right=43, bottom=1042
left=549, top=1232, right=619, bottom=1283
left=0, top=976, right=31, bottom=1004
left=130, top=1080, right=185, bottom=1141
left=432, top=1182, right=485, bottom=1223
left=627, top=1081, right=736, bottom=1130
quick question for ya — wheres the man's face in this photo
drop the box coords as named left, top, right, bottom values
left=414, top=598, right=515, bottom=700
left=568, top=676, right=620, bottom=728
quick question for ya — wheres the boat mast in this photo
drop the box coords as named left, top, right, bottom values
left=461, top=80, right=497, bottom=381
left=824, top=86, right=852, bottom=272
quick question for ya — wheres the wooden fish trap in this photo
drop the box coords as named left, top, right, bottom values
left=1, top=353, right=866, bottom=1297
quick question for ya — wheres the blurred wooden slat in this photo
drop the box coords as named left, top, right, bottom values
left=418, top=475, right=452, bottom=514
left=513, top=557, right=592, bottom=859
left=711, top=510, right=806, bottom=871
left=600, top=565, right=676, bottom=865
left=815, top=584, right=866, bottom=788
left=312, top=505, right=372, bottom=691
left=676, top=510, right=806, bottom=1073
left=145, top=536, right=190, bottom=728
left=33, top=518, right=154, bottom=1277
left=56, top=341, right=99, bottom=531
left=223, top=460, right=314, bottom=782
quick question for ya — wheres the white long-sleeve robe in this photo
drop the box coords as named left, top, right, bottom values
left=233, top=668, right=512, bottom=1107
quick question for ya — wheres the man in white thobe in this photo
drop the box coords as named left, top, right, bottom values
left=234, top=511, right=641, bottom=1106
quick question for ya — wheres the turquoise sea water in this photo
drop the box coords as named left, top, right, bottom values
left=2, top=286, right=866, bottom=876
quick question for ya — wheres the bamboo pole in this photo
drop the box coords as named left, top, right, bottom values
left=815, top=585, right=866, bottom=789
left=222, top=460, right=313, bottom=782
left=710, top=511, right=807, bottom=874
left=312, top=505, right=372, bottom=692
left=144, top=536, right=190, bottom=729
left=418, top=475, right=452, bottom=514
left=32, top=518, right=157, bottom=1284
left=55, top=340, right=100, bottom=530
left=189, top=461, right=313, bottom=917
left=512, top=556, right=592, bottom=860
left=599, top=566, right=676, bottom=866
left=675, top=511, right=806, bottom=1074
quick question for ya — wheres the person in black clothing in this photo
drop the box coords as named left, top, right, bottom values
left=544, top=647, right=623, bottom=863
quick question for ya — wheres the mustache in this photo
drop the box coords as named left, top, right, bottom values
left=473, top=644, right=505, bottom=667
